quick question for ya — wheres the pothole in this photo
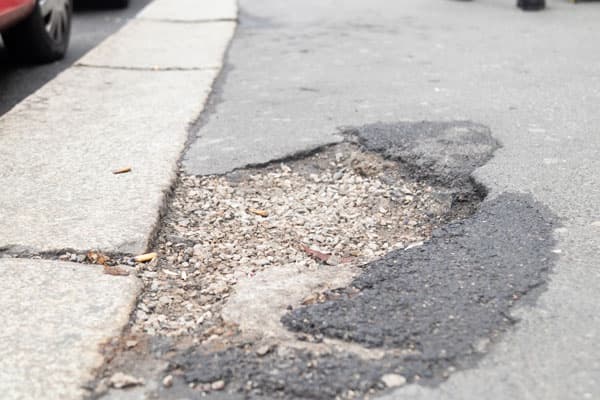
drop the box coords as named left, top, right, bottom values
left=90, top=140, right=463, bottom=399
left=132, top=143, right=451, bottom=342
left=90, top=122, right=556, bottom=400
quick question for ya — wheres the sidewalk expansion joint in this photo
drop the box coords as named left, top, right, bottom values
left=74, top=63, right=220, bottom=72
left=1, top=247, right=137, bottom=264
left=1, top=247, right=154, bottom=276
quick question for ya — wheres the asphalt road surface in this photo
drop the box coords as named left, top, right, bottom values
left=182, top=0, right=600, bottom=398
left=0, top=0, right=150, bottom=116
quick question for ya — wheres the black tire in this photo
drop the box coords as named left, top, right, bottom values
left=1, top=0, right=73, bottom=63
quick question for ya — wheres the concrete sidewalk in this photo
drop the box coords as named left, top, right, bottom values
left=0, top=0, right=236, bottom=398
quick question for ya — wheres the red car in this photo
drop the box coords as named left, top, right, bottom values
left=0, top=0, right=72, bottom=62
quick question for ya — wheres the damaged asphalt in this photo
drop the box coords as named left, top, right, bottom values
left=176, top=188, right=558, bottom=398
left=352, top=121, right=499, bottom=192
left=170, top=123, right=558, bottom=399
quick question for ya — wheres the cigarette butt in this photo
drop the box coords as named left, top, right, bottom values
left=248, top=208, right=269, bottom=217
left=113, top=167, right=132, bottom=175
left=134, top=252, right=157, bottom=263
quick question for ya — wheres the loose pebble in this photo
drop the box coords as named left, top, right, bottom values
left=162, top=375, right=173, bottom=388
left=211, top=380, right=225, bottom=391
left=109, top=372, right=144, bottom=389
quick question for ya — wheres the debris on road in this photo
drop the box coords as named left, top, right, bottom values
left=134, top=252, right=157, bottom=263
left=86, top=250, right=109, bottom=265
left=255, top=344, right=272, bottom=356
left=126, top=143, right=444, bottom=339
left=381, top=373, right=407, bottom=388
left=112, top=167, right=132, bottom=175
left=404, top=241, right=424, bottom=250
left=247, top=207, right=269, bottom=217
left=300, top=244, right=332, bottom=263
left=211, top=380, right=226, bottom=391
left=162, top=374, right=173, bottom=388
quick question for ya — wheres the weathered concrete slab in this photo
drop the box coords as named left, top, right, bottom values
left=138, top=0, right=238, bottom=21
left=78, top=19, right=235, bottom=70
left=0, top=67, right=217, bottom=254
left=0, top=258, right=140, bottom=400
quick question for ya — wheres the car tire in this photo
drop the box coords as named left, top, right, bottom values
left=1, top=0, right=73, bottom=63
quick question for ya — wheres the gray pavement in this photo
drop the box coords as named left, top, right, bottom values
left=182, top=0, right=600, bottom=398
left=0, top=258, right=140, bottom=400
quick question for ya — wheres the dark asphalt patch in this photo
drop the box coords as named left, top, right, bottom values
left=176, top=347, right=387, bottom=399
left=348, top=121, right=500, bottom=189
left=282, top=194, right=557, bottom=379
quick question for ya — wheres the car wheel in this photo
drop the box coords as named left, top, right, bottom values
left=1, top=0, right=73, bottom=63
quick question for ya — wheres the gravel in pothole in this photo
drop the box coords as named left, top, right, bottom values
left=130, top=143, right=449, bottom=341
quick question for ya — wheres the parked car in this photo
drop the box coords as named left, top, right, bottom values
left=0, top=0, right=72, bottom=63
